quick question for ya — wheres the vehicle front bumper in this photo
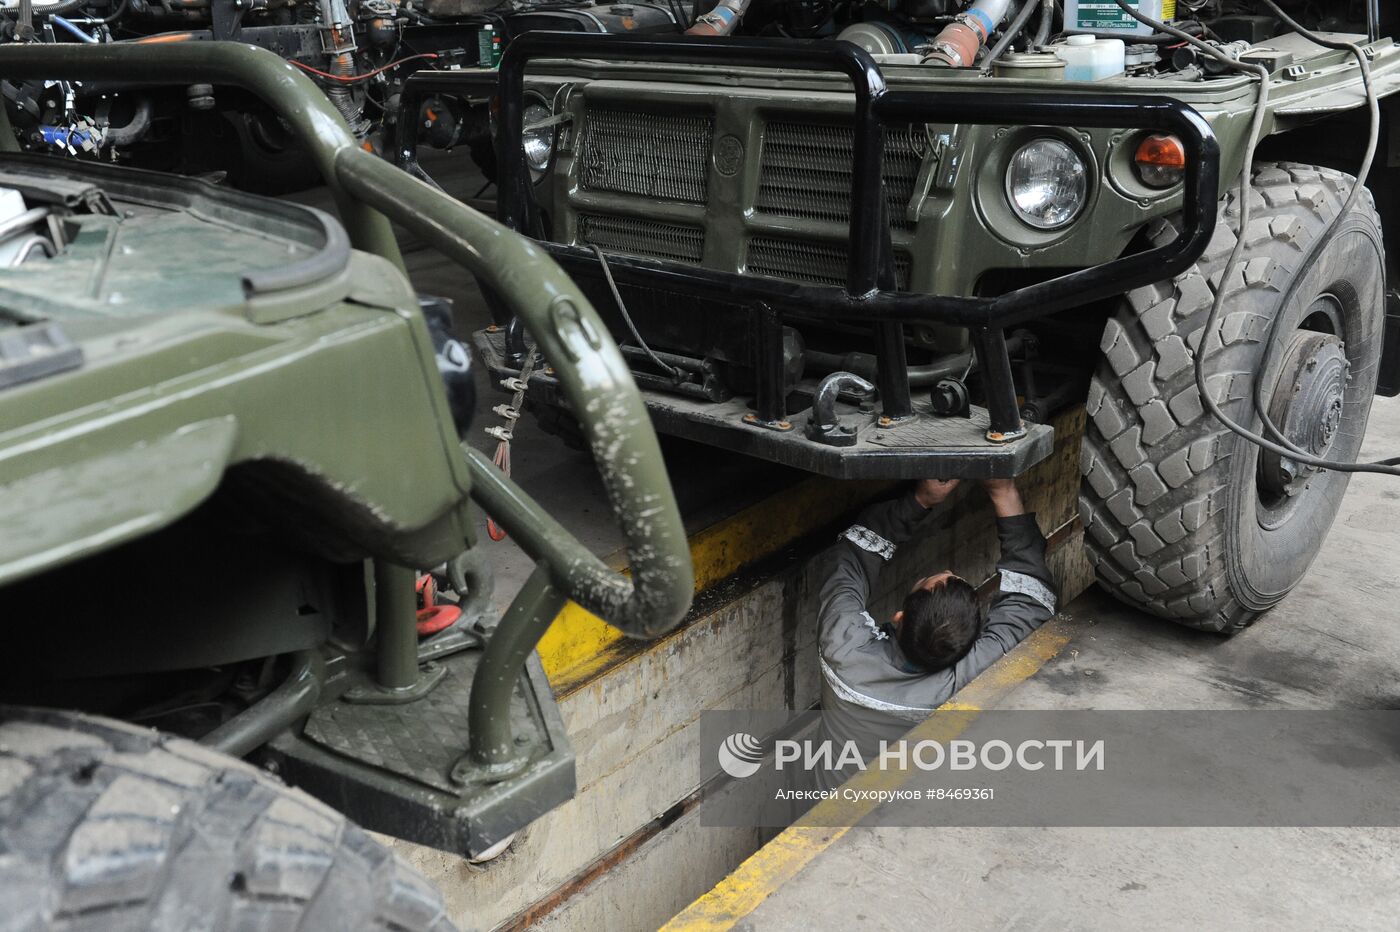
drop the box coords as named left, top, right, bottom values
left=405, top=35, right=1221, bottom=479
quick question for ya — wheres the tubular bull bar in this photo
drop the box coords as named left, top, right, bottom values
left=399, top=33, right=1222, bottom=476
left=0, top=41, right=694, bottom=856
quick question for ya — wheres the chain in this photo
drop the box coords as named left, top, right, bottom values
left=484, top=345, right=540, bottom=541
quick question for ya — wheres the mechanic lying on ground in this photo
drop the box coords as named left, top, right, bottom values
left=814, top=477, right=1057, bottom=791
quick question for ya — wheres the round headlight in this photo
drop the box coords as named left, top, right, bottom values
left=522, top=102, right=554, bottom=173
left=1004, top=138, right=1088, bottom=230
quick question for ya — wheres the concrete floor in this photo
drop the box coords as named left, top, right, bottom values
left=739, top=395, right=1400, bottom=931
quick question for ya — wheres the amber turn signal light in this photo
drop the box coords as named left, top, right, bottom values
left=1133, top=134, right=1187, bottom=189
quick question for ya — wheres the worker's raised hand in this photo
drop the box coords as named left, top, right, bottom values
left=981, top=477, right=1026, bottom=518
left=914, top=478, right=960, bottom=509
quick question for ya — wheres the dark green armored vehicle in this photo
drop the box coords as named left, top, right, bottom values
left=415, top=0, right=1400, bottom=634
left=0, top=42, right=691, bottom=930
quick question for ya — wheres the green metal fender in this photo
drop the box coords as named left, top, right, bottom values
left=0, top=42, right=694, bottom=640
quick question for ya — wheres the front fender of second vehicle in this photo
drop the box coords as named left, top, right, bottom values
left=0, top=250, right=474, bottom=587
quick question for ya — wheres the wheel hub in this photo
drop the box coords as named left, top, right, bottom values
left=1259, top=331, right=1349, bottom=500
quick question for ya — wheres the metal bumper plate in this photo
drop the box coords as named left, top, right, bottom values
left=473, top=329, right=1055, bottom=480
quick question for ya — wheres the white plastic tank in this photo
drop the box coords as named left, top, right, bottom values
left=1053, top=35, right=1127, bottom=81
left=0, top=187, right=24, bottom=227
left=0, top=187, right=30, bottom=267
left=1063, top=0, right=1174, bottom=38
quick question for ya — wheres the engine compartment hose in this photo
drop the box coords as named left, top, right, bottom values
left=686, top=0, right=749, bottom=36
left=1248, top=1, right=1380, bottom=461
left=1033, top=0, right=1052, bottom=47
left=923, top=0, right=1013, bottom=67
left=589, top=244, right=682, bottom=382
left=984, top=0, right=1040, bottom=67
left=1, top=0, right=87, bottom=17
left=103, top=96, right=153, bottom=146
left=51, top=14, right=96, bottom=41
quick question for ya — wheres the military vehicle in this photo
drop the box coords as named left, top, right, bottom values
left=0, top=0, right=682, bottom=193
left=430, top=0, right=1400, bottom=634
left=0, top=41, right=691, bottom=930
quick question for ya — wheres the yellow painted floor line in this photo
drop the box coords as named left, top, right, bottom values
left=541, top=405, right=1086, bottom=696
left=660, top=617, right=1081, bottom=932
left=539, top=476, right=894, bottom=694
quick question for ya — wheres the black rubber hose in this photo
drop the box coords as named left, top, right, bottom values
left=99, top=0, right=128, bottom=24
left=102, top=94, right=151, bottom=146
left=1032, top=0, right=1052, bottom=47
left=985, top=0, right=1041, bottom=66
left=1130, top=21, right=1212, bottom=45
left=3, top=0, right=88, bottom=18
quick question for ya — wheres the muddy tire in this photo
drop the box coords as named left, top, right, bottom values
left=0, top=707, right=457, bottom=932
left=1079, top=163, right=1384, bottom=633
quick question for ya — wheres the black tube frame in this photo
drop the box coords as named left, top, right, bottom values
left=397, top=33, right=1222, bottom=439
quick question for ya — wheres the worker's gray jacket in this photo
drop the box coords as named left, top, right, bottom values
left=814, top=492, right=1056, bottom=790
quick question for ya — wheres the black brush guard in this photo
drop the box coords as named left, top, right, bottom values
left=398, top=34, right=1222, bottom=479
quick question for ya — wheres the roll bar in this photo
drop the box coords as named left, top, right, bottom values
left=0, top=41, right=693, bottom=641
left=335, top=152, right=694, bottom=639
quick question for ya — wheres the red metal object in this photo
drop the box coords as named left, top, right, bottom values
left=417, top=604, right=462, bottom=636
left=415, top=572, right=463, bottom=635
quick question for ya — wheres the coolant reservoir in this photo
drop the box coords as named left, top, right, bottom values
left=1053, top=35, right=1126, bottom=81
left=1063, top=0, right=1174, bottom=37
left=0, top=187, right=24, bottom=227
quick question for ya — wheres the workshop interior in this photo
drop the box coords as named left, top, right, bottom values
left=3, top=0, right=1400, bottom=929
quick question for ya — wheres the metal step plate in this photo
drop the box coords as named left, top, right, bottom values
left=474, top=328, right=1054, bottom=480
left=263, top=647, right=573, bottom=858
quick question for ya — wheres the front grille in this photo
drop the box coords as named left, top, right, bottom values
left=756, top=121, right=927, bottom=231
left=577, top=213, right=705, bottom=264
left=747, top=236, right=911, bottom=291
left=578, top=107, right=714, bottom=204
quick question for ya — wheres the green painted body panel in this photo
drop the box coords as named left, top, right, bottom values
left=0, top=158, right=474, bottom=585
left=0, top=417, right=237, bottom=586
left=523, top=34, right=1400, bottom=345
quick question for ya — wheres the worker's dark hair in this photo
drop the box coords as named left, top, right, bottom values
left=897, top=579, right=982, bottom=673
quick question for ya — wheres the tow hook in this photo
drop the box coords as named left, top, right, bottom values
left=806, top=371, right=876, bottom=446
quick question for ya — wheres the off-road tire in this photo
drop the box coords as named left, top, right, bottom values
left=1079, top=163, right=1384, bottom=633
left=0, top=707, right=457, bottom=932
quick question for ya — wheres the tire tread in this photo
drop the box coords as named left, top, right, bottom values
left=1078, top=162, right=1378, bottom=633
left=0, top=708, right=456, bottom=932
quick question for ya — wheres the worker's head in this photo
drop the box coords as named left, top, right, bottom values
left=892, top=571, right=981, bottom=673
